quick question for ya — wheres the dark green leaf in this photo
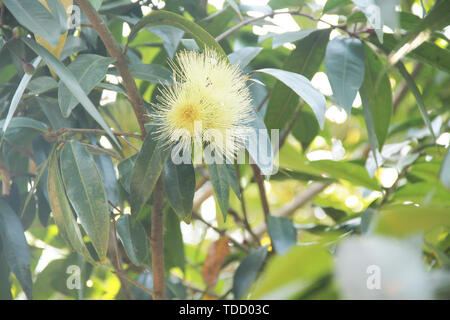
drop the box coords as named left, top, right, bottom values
left=232, top=246, right=268, bottom=299
left=60, top=141, right=110, bottom=260
left=48, top=149, right=97, bottom=264
left=360, top=44, right=392, bottom=150
left=116, top=215, right=149, bottom=267
left=0, top=198, right=32, bottom=299
left=267, top=215, right=297, bottom=254
left=163, top=156, right=195, bottom=222
left=130, top=129, right=171, bottom=214
left=325, top=37, right=365, bottom=116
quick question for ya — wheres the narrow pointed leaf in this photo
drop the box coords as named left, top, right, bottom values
left=60, top=141, right=110, bottom=260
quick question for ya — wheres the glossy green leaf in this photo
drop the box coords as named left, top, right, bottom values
left=267, top=216, right=297, bottom=254
left=325, top=37, right=365, bottom=116
left=232, top=246, right=268, bottom=299
left=265, top=29, right=330, bottom=130
left=47, top=150, right=96, bottom=264
left=0, top=251, right=12, bottom=300
left=207, top=162, right=235, bottom=220
left=116, top=215, right=149, bottom=267
left=360, top=44, right=392, bottom=150
left=163, top=156, right=195, bottom=222
left=257, top=68, right=326, bottom=130
left=23, top=39, right=119, bottom=147
left=60, top=140, right=110, bottom=260
left=130, top=129, right=171, bottom=214
left=58, top=54, right=115, bottom=117
left=118, top=154, right=138, bottom=194
left=0, top=198, right=32, bottom=299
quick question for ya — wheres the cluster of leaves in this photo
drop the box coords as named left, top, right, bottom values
left=0, top=0, right=449, bottom=300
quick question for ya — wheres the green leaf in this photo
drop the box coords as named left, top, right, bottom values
left=47, top=150, right=96, bottom=264
left=396, top=61, right=435, bottom=141
left=257, top=68, right=326, bottom=130
left=264, top=29, right=330, bottom=130
left=267, top=216, right=297, bottom=254
left=245, top=110, right=274, bottom=175
left=58, top=54, right=115, bottom=117
left=23, top=39, right=119, bottom=147
left=129, top=10, right=226, bottom=58
left=130, top=129, right=171, bottom=214
left=207, top=162, right=239, bottom=220
left=126, top=63, right=172, bottom=84
left=440, top=148, right=450, bottom=190
left=2, top=0, right=61, bottom=46
left=27, top=76, right=58, bottom=95
left=0, top=198, right=32, bottom=299
left=94, top=154, right=121, bottom=207
left=376, top=204, right=450, bottom=237
left=164, top=207, right=185, bottom=272
left=251, top=245, right=332, bottom=299
left=0, top=117, right=48, bottom=133
left=291, top=107, right=319, bottom=150
left=0, top=250, right=12, bottom=300
left=360, top=43, right=392, bottom=150
left=232, top=246, right=268, bottom=299
left=228, top=47, right=263, bottom=69
left=116, top=215, right=149, bottom=267
left=323, top=0, right=352, bottom=13
left=2, top=57, right=42, bottom=136
left=325, top=37, right=365, bottom=116
left=148, top=25, right=185, bottom=59
left=118, top=154, right=138, bottom=194
left=272, top=29, right=317, bottom=49
left=163, top=156, right=195, bottom=222
left=60, top=140, right=110, bottom=260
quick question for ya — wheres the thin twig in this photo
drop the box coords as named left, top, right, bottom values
left=235, top=165, right=260, bottom=245
left=251, top=164, right=270, bottom=224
